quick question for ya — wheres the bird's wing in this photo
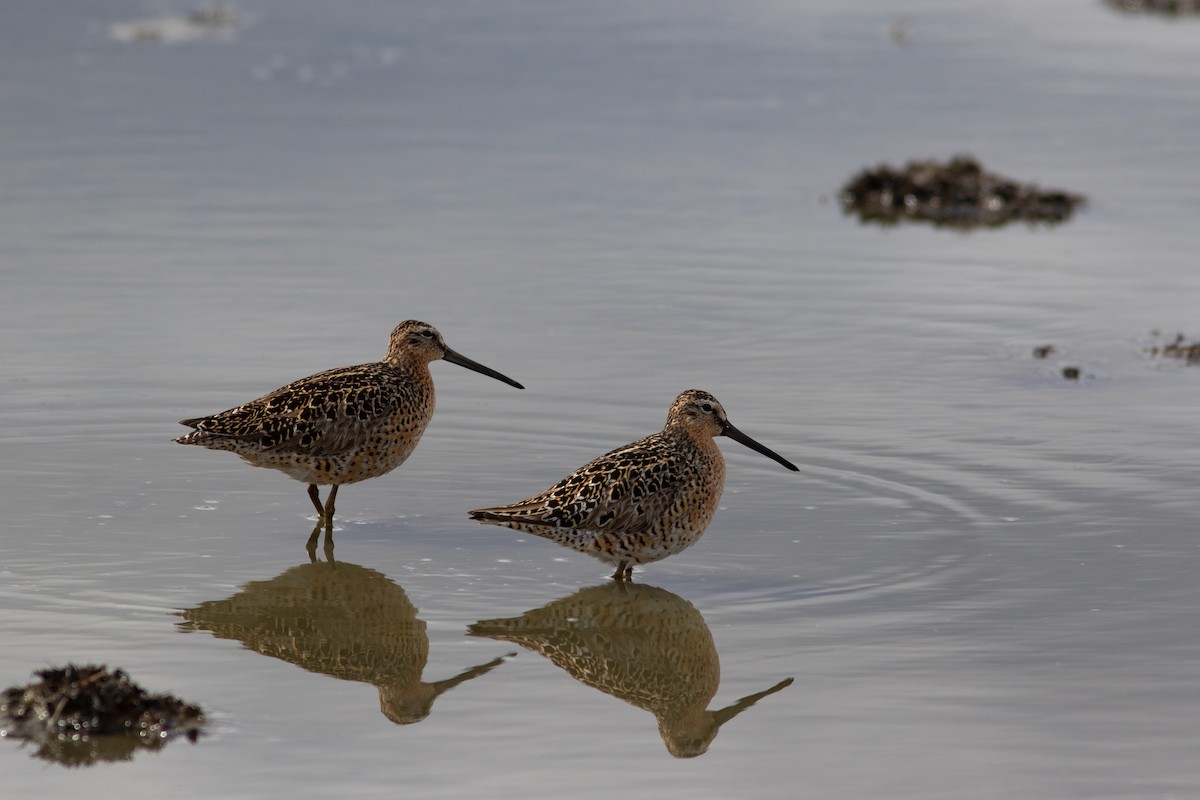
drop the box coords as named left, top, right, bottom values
left=183, top=365, right=402, bottom=457
left=472, top=434, right=695, bottom=532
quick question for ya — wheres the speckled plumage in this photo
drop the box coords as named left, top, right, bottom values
left=469, top=390, right=798, bottom=579
left=176, top=320, right=523, bottom=538
left=469, top=582, right=793, bottom=757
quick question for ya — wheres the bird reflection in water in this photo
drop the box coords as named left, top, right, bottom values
left=177, top=557, right=511, bottom=724
left=468, top=582, right=793, bottom=757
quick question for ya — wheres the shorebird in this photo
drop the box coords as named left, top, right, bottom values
left=176, top=320, right=523, bottom=542
left=469, top=390, right=798, bottom=579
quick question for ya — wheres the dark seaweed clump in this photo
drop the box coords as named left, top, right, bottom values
left=1145, top=332, right=1200, bottom=364
left=1104, top=0, right=1200, bottom=16
left=840, top=156, right=1085, bottom=229
left=0, top=664, right=205, bottom=767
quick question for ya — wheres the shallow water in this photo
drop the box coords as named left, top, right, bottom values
left=4, top=1, right=1200, bottom=797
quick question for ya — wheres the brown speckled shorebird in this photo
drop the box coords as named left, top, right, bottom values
left=468, top=390, right=798, bottom=580
left=176, top=321, right=523, bottom=544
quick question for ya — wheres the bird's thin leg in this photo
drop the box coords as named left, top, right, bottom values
left=324, top=485, right=339, bottom=526
left=611, top=560, right=629, bottom=582
left=307, top=484, right=325, bottom=518
left=307, top=483, right=338, bottom=551
left=319, top=484, right=340, bottom=550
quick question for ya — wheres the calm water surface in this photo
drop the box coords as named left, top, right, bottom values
left=3, top=1, right=1200, bottom=797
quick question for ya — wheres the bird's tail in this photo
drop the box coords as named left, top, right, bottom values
left=468, top=505, right=548, bottom=525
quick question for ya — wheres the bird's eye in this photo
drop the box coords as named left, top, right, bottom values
left=700, top=403, right=713, bottom=413
left=420, top=330, right=435, bottom=339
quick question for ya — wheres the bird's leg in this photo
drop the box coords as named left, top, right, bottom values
left=307, top=483, right=338, bottom=551
left=324, top=485, right=339, bottom=526
left=320, top=484, right=340, bottom=549
left=611, top=560, right=630, bottom=582
left=307, top=484, right=325, bottom=518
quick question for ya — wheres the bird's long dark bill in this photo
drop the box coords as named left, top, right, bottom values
left=442, top=347, right=525, bottom=389
left=722, top=422, right=799, bottom=471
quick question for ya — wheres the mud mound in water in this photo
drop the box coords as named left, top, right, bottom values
left=0, top=664, right=205, bottom=766
left=1104, top=0, right=1200, bottom=16
left=840, top=156, right=1085, bottom=229
left=1145, top=332, right=1200, bottom=364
